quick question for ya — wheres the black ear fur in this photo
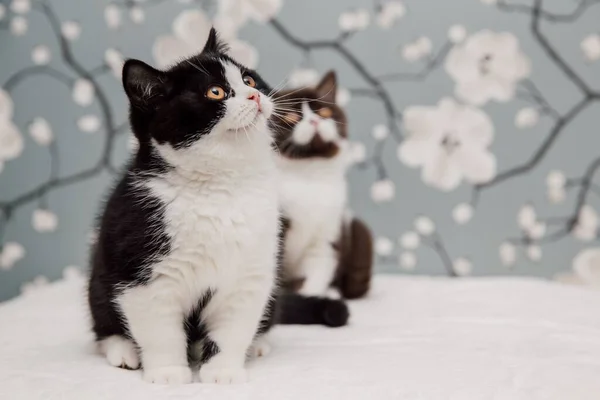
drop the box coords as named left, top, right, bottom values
left=315, top=70, right=337, bottom=104
left=122, top=59, right=168, bottom=107
left=202, top=27, right=229, bottom=54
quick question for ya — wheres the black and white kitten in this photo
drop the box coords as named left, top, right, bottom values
left=88, top=29, right=280, bottom=385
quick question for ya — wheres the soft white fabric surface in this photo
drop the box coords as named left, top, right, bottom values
left=1, top=275, right=600, bottom=400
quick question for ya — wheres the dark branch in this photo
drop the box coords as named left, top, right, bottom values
left=530, top=0, right=596, bottom=97
left=377, top=42, right=452, bottom=82
left=475, top=96, right=593, bottom=191
left=3, top=65, right=73, bottom=92
left=497, top=0, right=600, bottom=23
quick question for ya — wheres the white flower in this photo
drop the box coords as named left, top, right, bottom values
left=337, top=87, right=351, bottom=106
left=515, top=107, right=539, bottom=129
left=31, top=45, right=51, bottom=65
left=546, top=170, right=566, bottom=189
left=32, top=209, right=58, bottom=232
left=573, top=205, right=599, bottom=241
left=348, top=141, right=366, bottom=164
left=353, top=8, right=370, bottom=30
left=0, top=121, right=24, bottom=161
left=217, top=0, right=282, bottom=25
left=452, top=202, right=473, bottom=224
left=129, top=6, right=145, bottom=23
left=371, top=124, right=389, bottom=141
left=398, top=98, right=496, bottom=191
left=104, top=3, right=121, bottom=30
left=445, top=30, right=531, bottom=105
left=448, top=25, right=467, bottom=44
left=154, top=10, right=259, bottom=69
left=371, top=179, right=395, bottom=203
left=546, top=170, right=566, bottom=204
left=11, top=0, right=30, bottom=14
left=375, top=236, right=394, bottom=256
left=63, top=265, right=83, bottom=281
left=28, top=117, right=53, bottom=146
left=0, top=4, right=6, bottom=20
left=414, top=216, right=435, bottom=236
left=499, top=242, right=516, bottom=267
left=72, top=79, right=94, bottom=106
left=10, top=16, right=28, bottom=36
left=0, top=242, right=25, bottom=270
left=21, top=275, right=49, bottom=295
left=339, top=9, right=370, bottom=32
left=581, top=34, right=600, bottom=62
left=526, top=245, right=542, bottom=262
left=227, top=40, right=259, bottom=69
left=77, top=115, right=101, bottom=133
left=517, top=204, right=536, bottom=230
left=288, top=68, right=320, bottom=88
left=399, top=231, right=420, bottom=249
left=453, top=257, right=472, bottom=276
left=376, top=1, right=406, bottom=29
left=0, top=89, right=14, bottom=121
left=402, top=37, right=432, bottom=62
left=528, top=221, right=546, bottom=240
left=61, top=21, right=81, bottom=41
left=571, top=248, right=600, bottom=287
left=399, top=252, right=417, bottom=270
left=104, top=48, right=124, bottom=78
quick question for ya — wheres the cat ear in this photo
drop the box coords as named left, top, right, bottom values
left=202, top=27, right=228, bottom=54
left=315, top=70, right=337, bottom=104
left=122, top=59, right=168, bottom=107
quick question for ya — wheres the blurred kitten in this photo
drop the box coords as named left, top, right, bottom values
left=271, top=71, right=374, bottom=301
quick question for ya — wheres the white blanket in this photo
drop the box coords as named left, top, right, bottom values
left=1, top=275, right=600, bottom=400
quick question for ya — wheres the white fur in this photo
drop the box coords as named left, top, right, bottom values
left=292, top=102, right=338, bottom=145
left=98, top=335, right=140, bottom=370
left=117, top=60, right=279, bottom=385
left=278, top=119, right=350, bottom=296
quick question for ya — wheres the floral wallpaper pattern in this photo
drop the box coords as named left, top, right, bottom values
left=1, top=0, right=600, bottom=300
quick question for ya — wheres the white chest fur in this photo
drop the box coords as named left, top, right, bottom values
left=277, top=156, right=348, bottom=282
left=141, top=164, right=280, bottom=313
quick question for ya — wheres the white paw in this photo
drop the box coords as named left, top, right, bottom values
left=199, top=362, right=247, bottom=384
left=143, top=366, right=193, bottom=385
left=99, top=335, right=140, bottom=370
left=248, top=337, right=271, bottom=358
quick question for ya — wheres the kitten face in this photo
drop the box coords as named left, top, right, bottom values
left=123, top=28, right=274, bottom=169
left=271, top=71, right=347, bottom=159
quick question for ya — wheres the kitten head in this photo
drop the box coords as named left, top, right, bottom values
left=271, top=71, right=347, bottom=160
left=122, top=28, right=274, bottom=170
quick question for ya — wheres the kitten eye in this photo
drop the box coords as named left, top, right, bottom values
left=243, top=75, right=256, bottom=88
left=206, top=86, right=226, bottom=100
left=282, top=112, right=301, bottom=123
left=317, top=108, right=333, bottom=118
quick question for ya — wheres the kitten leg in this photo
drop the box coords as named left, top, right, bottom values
left=98, top=335, right=140, bottom=370
left=199, top=276, right=274, bottom=384
left=248, top=334, right=272, bottom=358
left=118, top=282, right=192, bottom=385
left=297, top=243, right=338, bottom=297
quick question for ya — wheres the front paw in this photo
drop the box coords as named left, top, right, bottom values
left=143, top=366, right=193, bottom=385
left=199, top=362, right=247, bottom=384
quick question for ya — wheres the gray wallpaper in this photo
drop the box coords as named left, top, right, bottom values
left=1, top=0, right=600, bottom=301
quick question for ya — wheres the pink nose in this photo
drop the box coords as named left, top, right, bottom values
left=248, top=92, right=261, bottom=108
left=310, top=119, right=319, bottom=127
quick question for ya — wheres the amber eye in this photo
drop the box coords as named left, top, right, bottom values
left=282, top=112, right=301, bottom=123
left=317, top=108, right=333, bottom=118
left=206, top=85, right=226, bottom=100
left=243, top=75, right=256, bottom=88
